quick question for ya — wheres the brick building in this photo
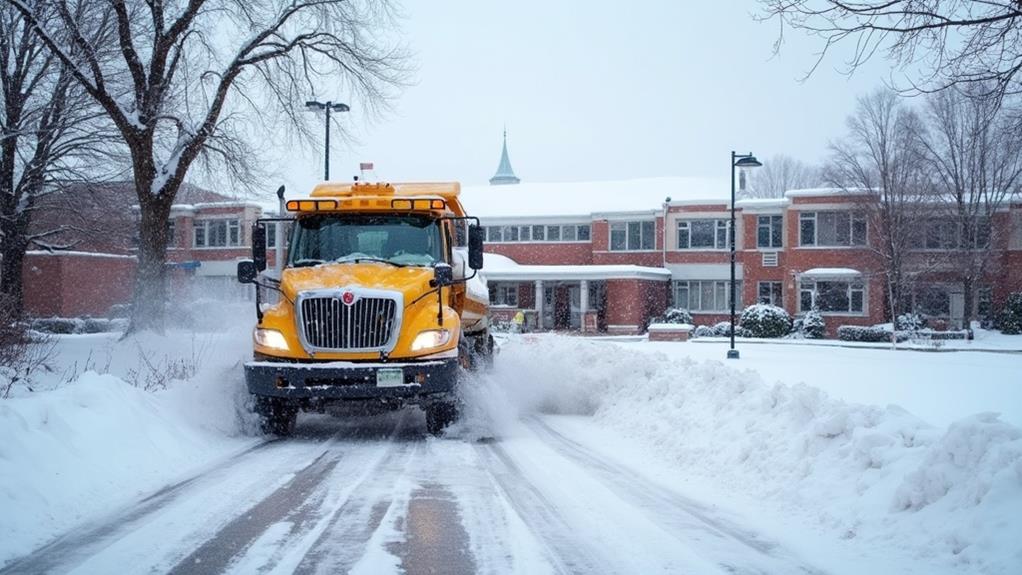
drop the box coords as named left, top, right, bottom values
left=462, top=177, right=1022, bottom=336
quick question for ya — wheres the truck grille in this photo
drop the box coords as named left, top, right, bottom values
left=298, top=295, right=398, bottom=351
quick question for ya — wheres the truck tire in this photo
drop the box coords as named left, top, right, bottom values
left=253, top=395, right=298, bottom=436
left=425, top=400, right=459, bottom=436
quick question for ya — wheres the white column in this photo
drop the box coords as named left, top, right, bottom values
left=535, top=280, right=544, bottom=330
left=580, top=280, right=589, bottom=314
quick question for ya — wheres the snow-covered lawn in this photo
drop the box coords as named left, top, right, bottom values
left=624, top=337, right=1022, bottom=428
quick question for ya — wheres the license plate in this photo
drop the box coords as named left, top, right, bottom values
left=376, top=368, right=405, bottom=388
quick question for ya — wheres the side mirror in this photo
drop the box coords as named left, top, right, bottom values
left=433, top=262, right=454, bottom=287
left=468, top=225, right=484, bottom=270
left=251, top=225, right=267, bottom=271
left=237, top=260, right=258, bottom=284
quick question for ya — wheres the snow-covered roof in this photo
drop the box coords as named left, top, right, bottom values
left=461, top=177, right=727, bottom=219
left=801, top=268, right=862, bottom=278
left=482, top=253, right=670, bottom=281
left=784, top=187, right=875, bottom=198
left=26, top=250, right=136, bottom=260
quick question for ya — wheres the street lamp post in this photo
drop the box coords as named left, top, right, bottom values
left=728, top=151, right=763, bottom=360
left=305, top=100, right=350, bottom=180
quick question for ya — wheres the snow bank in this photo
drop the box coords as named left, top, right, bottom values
left=0, top=328, right=259, bottom=566
left=481, top=335, right=1022, bottom=574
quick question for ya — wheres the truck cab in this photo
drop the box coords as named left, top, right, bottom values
left=237, top=182, right=491, bottom=435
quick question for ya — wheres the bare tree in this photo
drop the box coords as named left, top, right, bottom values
left=748, top=154, right=819, bottom=198
left=6, top=0, right=407, bottom=331
left=0, top=0, right=118, bottom=317
left=759, top=1, right=1022, bottom=99
left=922, top=87, right=1022, bottom=328
left=828, top=89, right=933, bottom=332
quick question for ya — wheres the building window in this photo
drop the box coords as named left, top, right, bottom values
left=799, top=211, right=866, bottom=247
left=758, top=281, right=783, bottom=306
left=799, top=280, right=865, bottom=314
left=610, top=220, right=654, bottom=251
left=194, top=219, right=241, bottom=248
left=911, top=285, right=951, bottom=317
left=908, top=217, right=991, bottom=250
left=166, top=220, right=176, bottom=244
left=757, top=215, right=783, bottom=248
left=485, top=223, right=591, bottom=243
left=677, top=219, right=728, bottom=250
left=977, top=287, right=993, bottom=321
left=488, top=283, right=518, bottom=307
left=673, top=280, right=742, bottom=312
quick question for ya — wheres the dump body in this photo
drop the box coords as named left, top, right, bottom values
left=238, top=182, right=490, bottom=434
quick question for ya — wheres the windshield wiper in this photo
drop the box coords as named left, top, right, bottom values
left=292, top=258, right=325, bottom=268
left=338, top=256, right=408, bottom=268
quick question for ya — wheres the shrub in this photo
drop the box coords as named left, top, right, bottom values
left=801, top=310, right=826, bottom=339
left=692, top=325, right=714, bottom=338
left=895, top=312, right=926, bottom=332
left=739, top=304, right=792, bottom=338
left=712, top=321, right=752, bottom=338
left=660, top=308, right=694, bottom=325
left=30, top=317, right=80, bottom=334
left=997, top=292, right=1022, bottom=335
left=1, top=295, right=54, bottom=398
left=837, top=325, right=909, bottom=343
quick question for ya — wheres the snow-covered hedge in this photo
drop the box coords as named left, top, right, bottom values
left=895, top=312, right=926, bottom=332
left=800, top=310, right=826, bottom=339
left=712, top=321, right=752, bottom=338
left=997, top=292, right=1022, bottom=335
left=739, top=304, right=792, bottom=338
left=30, top=317, right=127, bottom=334
left=657, top=307, right=693, bottom=325
left=837, top=325, right=909, bottom=343
left=692, top=325, right=715, bottom=338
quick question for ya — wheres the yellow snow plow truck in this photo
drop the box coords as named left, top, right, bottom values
left=236, top=182, right=492, bottom=436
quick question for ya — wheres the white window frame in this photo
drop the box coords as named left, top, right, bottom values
left=799, top=279, right=866, bottom=315
left=757, top=281, right=783, bottom=307
left=610, top=220, right=655, bottom=251
left=799, top=211, right=867, bottom=247
left=489, top=283, right=519, bottom=307
left=193, top=218, right=241, bottom=248
left=756, top=215, right=783, bottom=249
left=673, top=280, right=742, bottom=312
left=677, top=219, right=729, bottom=250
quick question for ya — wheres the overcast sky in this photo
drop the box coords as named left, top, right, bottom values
left=264, top=1, right=898, bottom=196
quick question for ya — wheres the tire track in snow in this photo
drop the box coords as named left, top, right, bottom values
left=188, top=411, right=421, bottom=575
left=474, top=440, right=608, bottom=575
left=526, top=417, right=826, bottom=575
left=0, top=440, right=276, bottom=575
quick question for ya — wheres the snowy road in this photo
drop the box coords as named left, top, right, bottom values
left=1, top=410, right=823, bottom=575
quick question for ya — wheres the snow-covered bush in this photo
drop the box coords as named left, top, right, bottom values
left=29, top=317, right=125, bottom=335
left=837, top=325, right=909, bottom=343
left=739, top=304, right=792, bottom=338
left=801, top=310, right=826, bottom=339
left=997, top=292, right=1022, bottom=335
left=692, top=325, right=715, bottom=338
left=659, top=307, right=693, bottom=325
left=895, top=312, right=926, bottom=333
left=1, top=296, right=53, bottom=398
left=712, top=321, right=752, bottom=338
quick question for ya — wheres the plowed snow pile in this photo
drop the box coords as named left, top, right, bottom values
left=482, top=334, right=1022, bottom=574
left=0, top=329, right=259, bottom=565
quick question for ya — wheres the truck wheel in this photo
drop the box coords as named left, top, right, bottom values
left=425, top=400, right=459, bottom=436
left=253, top=395, right=298, bottom=437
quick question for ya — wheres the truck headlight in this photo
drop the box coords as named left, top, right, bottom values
left=411, top=329, right=451, bottom=351
left=254, top=329, right=289, bottom=351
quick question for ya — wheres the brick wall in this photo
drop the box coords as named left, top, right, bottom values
left=23, top=253, right=135, bottom=317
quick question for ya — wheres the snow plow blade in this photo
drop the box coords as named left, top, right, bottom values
left=244, top=358, right=460, bottom=401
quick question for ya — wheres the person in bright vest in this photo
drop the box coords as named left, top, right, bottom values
left=512, top=310, right=526, bottom=333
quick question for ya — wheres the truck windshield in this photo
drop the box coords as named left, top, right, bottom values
left=288, top=214, right=443, bottom=268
